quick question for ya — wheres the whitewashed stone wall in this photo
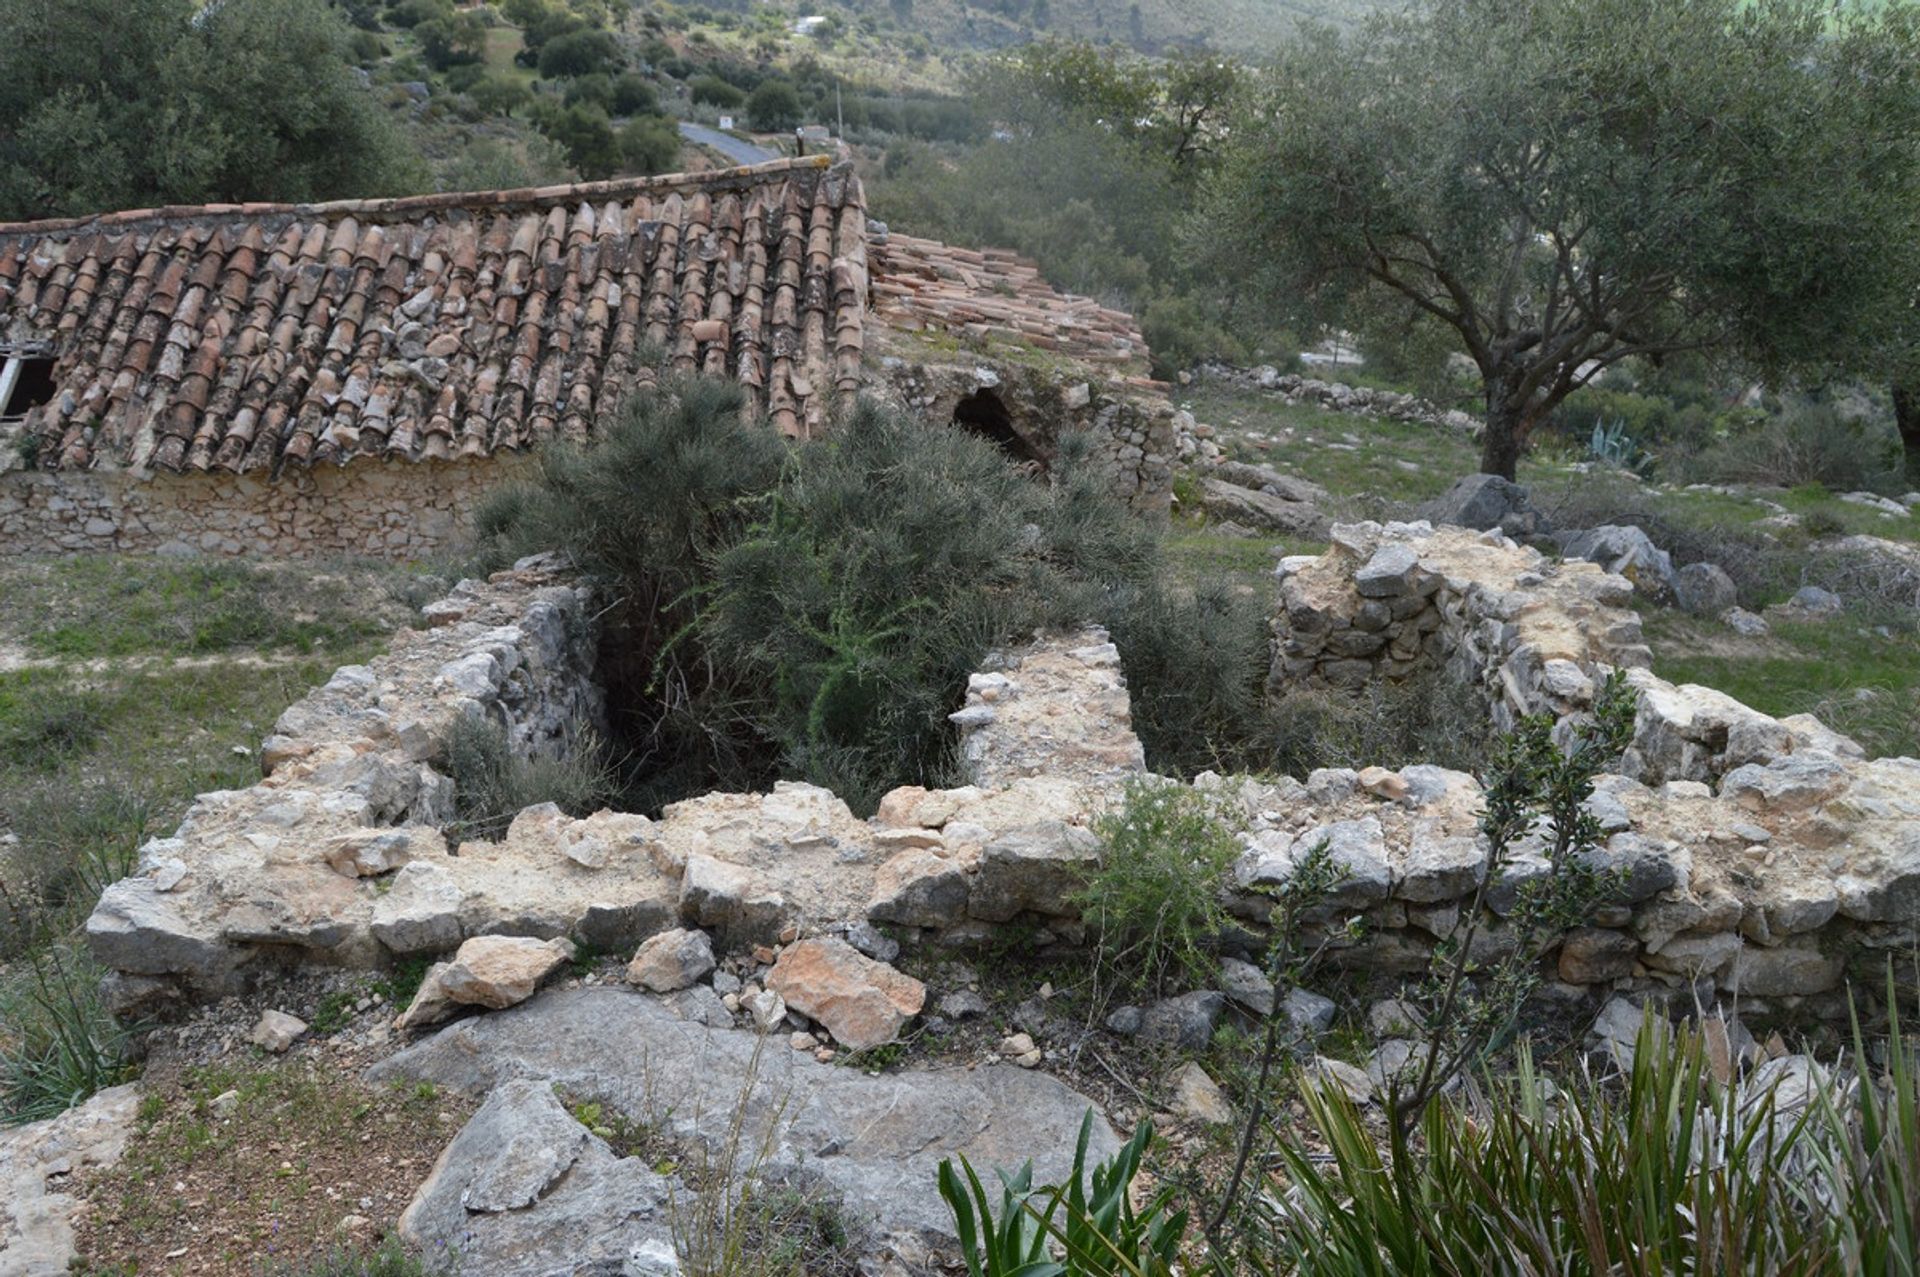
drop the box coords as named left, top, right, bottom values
left=0, top=455, right=532, bottom=558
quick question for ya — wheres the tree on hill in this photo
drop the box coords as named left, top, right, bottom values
left=747, top=78, right=804, bottom=132
left=1202, top=0, right=1920, bottom=480
left=0, top=0, right=423, bottom=221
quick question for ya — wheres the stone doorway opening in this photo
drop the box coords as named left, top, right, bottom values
left=953, top=389, right=1044, bottom=470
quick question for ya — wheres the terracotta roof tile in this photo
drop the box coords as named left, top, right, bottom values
left=869, top=232, right=1148, bottom=375
left=0, top=157, right=863, bottom=472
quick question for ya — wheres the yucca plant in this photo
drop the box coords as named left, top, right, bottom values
left=938, top=1111, right=1188, bottom=1277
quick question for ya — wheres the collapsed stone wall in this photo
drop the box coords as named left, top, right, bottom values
left=85, top=546, right=1920, bottom=1033
left=0, top=455, right=532, bottom=558
left=86, top=555, right=601, bottom=1015
left=1272, top=521, right=1866, bottom=787
left=872, top=352, right=1174, bottom=515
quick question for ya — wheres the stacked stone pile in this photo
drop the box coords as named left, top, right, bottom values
left=1196, top=363, right=1481, bottom=433
left=1270, top=521, right=1870, bottom=787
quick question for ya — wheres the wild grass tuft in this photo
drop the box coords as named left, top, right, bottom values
left=441, top=714, right=619, bottom=844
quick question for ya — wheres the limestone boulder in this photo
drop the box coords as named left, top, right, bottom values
left=767, top=937, right=926, bottom=1050
left=440, top=935, right=576, bottom=1010
left=968, top=821, right=1102, bottom=921
left=625, top=928, right=716, bottom=993
left=868, top=848, right=972, bottom=929
left=1674, top=562, right=1738, bottom=616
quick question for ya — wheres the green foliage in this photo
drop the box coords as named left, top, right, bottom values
left=415, top=10, right=486, bottom=70
left=746, top=77, right=803, bottom=130
left=870, top=43, right=1275, bottom=371
left=610, top=72, right=660, bottom=116
left=691, top=75, right=747, bottom=109
left=477, top=377, right=1333, bottom=814
left=442, top=715, right=618, bottom=844
left=1685, top=396, right=1906, bottom=495
left=0, top=930, right=136, bottom=1126
left=0, top=783, right=148, bottom=954
left=0, top=685, right=108, bottom=768
left=619, top=115, right=682, bottom=175
left=939, top=1111, right=1187, bottom=1277
left=1586, top=418, right=1656, bottom=478
left=536, top=27, right=623, bottom=77
left=468, top=73, right=534, bottom=117
left=1390, top=671, right=1637, bottom=1132
left=0, top=0, right=424, bottom=220
left=532, top=100, right=620, bottom=177
left=1077, top=780, right=1240, bottom=995
left=1203, top=0, right=1920, bottom=477
left=1245, top=1003, right=1920, bottom=1274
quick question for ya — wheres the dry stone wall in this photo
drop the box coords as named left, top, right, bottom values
left=0, top=455, right=530, bottom=558
left=83, top=543, right=1920, bottom=1033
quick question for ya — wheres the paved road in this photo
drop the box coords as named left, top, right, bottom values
left=678, top=121, right=779, bottom=167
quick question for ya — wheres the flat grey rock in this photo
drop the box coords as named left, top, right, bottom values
left=371, top=987, right=1117, bottom=1253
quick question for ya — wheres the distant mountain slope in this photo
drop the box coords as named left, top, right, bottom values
left=837, top=0, right=1378, bottom=54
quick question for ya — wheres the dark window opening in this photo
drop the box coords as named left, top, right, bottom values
left=953, top=389, right=1044, bottom=470
left=2, top=357, right=56, bottom=418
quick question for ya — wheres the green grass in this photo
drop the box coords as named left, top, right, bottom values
left=1643, top=610, right=1920, bottom=758
left=3, top=555, right=412, bottom=660
left=1185, top=386, right=1483, bottom=513
left=1162, top=524, right=1313, bottom=594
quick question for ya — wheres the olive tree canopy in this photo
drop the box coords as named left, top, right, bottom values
left=0, top=0, right=423, bottom=223
left=1203, top=0, right=1920, bottom=478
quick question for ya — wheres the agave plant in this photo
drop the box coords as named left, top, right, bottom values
left=1588, top=417, right=1656, bottom=477
left=937, top=1111, right=1188, bottom=1277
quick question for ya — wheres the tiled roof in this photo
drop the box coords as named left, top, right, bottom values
left=0, top=156, right=868, bottom=473
left=869, top=232, right=1150, bottom=379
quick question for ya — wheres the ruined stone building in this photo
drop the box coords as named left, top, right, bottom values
left=0, top=157, right=1170, bottom=556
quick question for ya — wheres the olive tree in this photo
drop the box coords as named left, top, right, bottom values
left=0, top=0, right=423, bottom=221
left=1204, top=0, right=1920, bottom=479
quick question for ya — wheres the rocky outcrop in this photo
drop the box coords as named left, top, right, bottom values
left=0, top=1085, right=140, bottom=1275
left=374, top=988, right=1120, bottom=1268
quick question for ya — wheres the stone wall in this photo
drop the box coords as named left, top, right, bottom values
left=83, top=545, right=1920, bottom=1029
left=0, top=455, right=531, bottom=558
left=1270, top=521, right=1866, bottom=789
left=872, top=353, right=1174, bottom=516
left=86, top=555, right=601, bottom=1014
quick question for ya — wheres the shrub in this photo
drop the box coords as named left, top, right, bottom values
left=619, top=115, right=680, bottom=175
left=0, top=683, right=109, bottom=768
left=745, top=78, right=802, bottom=131
left=536, top=28, right=621, bottom=78
left=690, top=74, right=746, bottom=109
left=0, top=932, right=135, bottom=1126
left=476, top=377, right=1315, bottom=814
left=1685, top=397, right=1905, bottom=495
left=1076, top=779, right=1240, bottom=995
left=442, top=715, right=618, bottom=843
left=0, top=782, right=148, bottom=953
left=610, top=72, right=659, bottom=116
